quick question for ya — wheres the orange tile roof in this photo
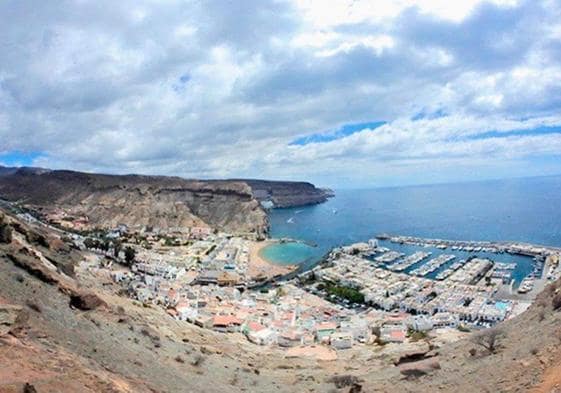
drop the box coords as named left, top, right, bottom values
left=390, top=330, right=406, bottom=340
left=316, top=322, right=337, bottom=331
left=247, top=321, right=265, bottom=332
left=213, top=315, right=242, bottom=327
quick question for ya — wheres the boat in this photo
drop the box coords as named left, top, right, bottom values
left=286, top=217, right=295, bottom=224
left=517, top=275, right=534, bottom=293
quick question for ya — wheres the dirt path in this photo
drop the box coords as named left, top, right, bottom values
left=531, top=363, right=561, bottom=393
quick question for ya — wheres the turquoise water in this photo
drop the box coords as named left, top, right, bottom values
left=495, top=301, right=509, bottom=311
left=260, top=242, right=316, bottom=265
left=265, top=175, right=561, bottom=283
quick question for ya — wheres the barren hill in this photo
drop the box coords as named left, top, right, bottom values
left=0, top=167, right=270, bottom=236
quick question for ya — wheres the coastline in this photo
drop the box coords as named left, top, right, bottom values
left=248, top=240, right=297, bottom=280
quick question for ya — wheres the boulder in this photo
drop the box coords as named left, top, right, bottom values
left=386, top=341, right=431, bottom=365
left=399, top=357, right=441, bottom=378
left=0, top=213, right=12, bottom=243
left=23, top=383, right=38, bottom=393
left=69, top=291, right=107, bottom=311
left=0, top=304, right=25, bottom=336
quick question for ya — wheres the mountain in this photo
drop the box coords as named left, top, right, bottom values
left=0, top=167, right=332, bottom=237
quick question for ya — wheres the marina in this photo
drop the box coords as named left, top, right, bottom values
left=435, top=260, right=466, bottom=281
left=388, top=251, right=431, bottom=271
left=337, top=236, right=558, bottom=292
left=374, top=250, right=405, bottom=264
left=410, top=254, right=456, bottom=277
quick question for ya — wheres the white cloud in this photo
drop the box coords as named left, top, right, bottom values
left=0, top=0, right=560, bottom=187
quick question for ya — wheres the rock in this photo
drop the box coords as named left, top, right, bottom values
left=399, top=358, right=441, bottom=377
left=0, top=304, right=25, bottom=336
left=349, top=383, right=363, bottom=393
left=0, top=212, right=13, bottom=243
left=69, top=291, right=107, bottom=311
left=387, top=341, right=431, bottom=365
left=23, top=383, right=38, bottom=393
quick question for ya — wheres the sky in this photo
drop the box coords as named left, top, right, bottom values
left=1, top=0, right=561, bottom=188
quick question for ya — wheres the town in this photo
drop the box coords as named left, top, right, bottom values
left=62, top=215, right=560, bottom=356
left=10, top=201, right=561, bottom=354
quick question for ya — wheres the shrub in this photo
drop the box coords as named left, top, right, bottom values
left=471, top=327, right=504, bottom=354
left=328, top=375, right=360, bottom=389
left=530, top=348, right=539, bottom=355
left=124, top=246, right=136, bottom=265
left=191, top=354, right=205, bottom=367
left=409, top=330, right=428, bottom=342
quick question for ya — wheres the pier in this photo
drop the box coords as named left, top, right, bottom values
left=377, top=234, right=561, bottom=260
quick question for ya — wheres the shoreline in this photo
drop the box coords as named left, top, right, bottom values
left=248, top=240, right=298, bottom=281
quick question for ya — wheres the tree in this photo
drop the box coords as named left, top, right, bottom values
left=471, top=327, right=504, bottom=354
left=124, top=246, right=136, bottom=265
left=84, top=238, right=96, bottom=249
left=113, top=240, right=122, bottom=258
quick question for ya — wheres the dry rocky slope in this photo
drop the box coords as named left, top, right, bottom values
left=0, top=167, right=332, bottom=237
left=0, top=209, right=561, bottom=392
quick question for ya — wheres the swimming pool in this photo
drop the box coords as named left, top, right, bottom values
left=495, top=301, right=510, bottom=311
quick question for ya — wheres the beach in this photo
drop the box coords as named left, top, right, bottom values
left=248, top=240, right=297, bottom=280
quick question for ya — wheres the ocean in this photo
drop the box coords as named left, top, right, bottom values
left=262, top=175, right=561, bottom=284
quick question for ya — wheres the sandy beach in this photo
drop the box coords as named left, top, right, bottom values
left=248, top=240, right=297, bottom=281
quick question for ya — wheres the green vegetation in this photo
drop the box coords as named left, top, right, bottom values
left=325, top=284, right=365, bottom=304
left=408, top=329, right=428, bottom=342
left=124, top=246, right=136, bottom=265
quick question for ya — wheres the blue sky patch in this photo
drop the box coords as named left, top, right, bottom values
left=468, top=125, right=561, bottom=140
left=0, top=151, right=43, bottom=167
left=290, top=121, right=386, bottom=146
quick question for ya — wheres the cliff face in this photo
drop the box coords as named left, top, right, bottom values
left=0, top=168, right=268, bottom=236
left=239, top=179, right=333, bottom=208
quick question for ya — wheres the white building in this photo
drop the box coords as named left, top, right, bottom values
left=330, top=332, right=353, bottom=349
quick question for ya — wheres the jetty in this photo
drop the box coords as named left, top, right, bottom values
left=376, top=234, right=561, bottom=259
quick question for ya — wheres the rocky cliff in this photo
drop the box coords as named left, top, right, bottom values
left=0, top=167, right=269, bottom=237
left=239, top=179, right=333, bottom=208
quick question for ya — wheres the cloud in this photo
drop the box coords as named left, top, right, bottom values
left=0, top=0, right=561, bottom=187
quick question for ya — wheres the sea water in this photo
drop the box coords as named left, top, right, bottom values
left=263, top=175, right=561, bottom=284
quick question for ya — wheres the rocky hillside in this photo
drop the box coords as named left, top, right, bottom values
left=239, top=179, right=334, bottom=208
left=376, top=280, right=561, bottom=392
left=0, top=167, right=269, bottom=237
